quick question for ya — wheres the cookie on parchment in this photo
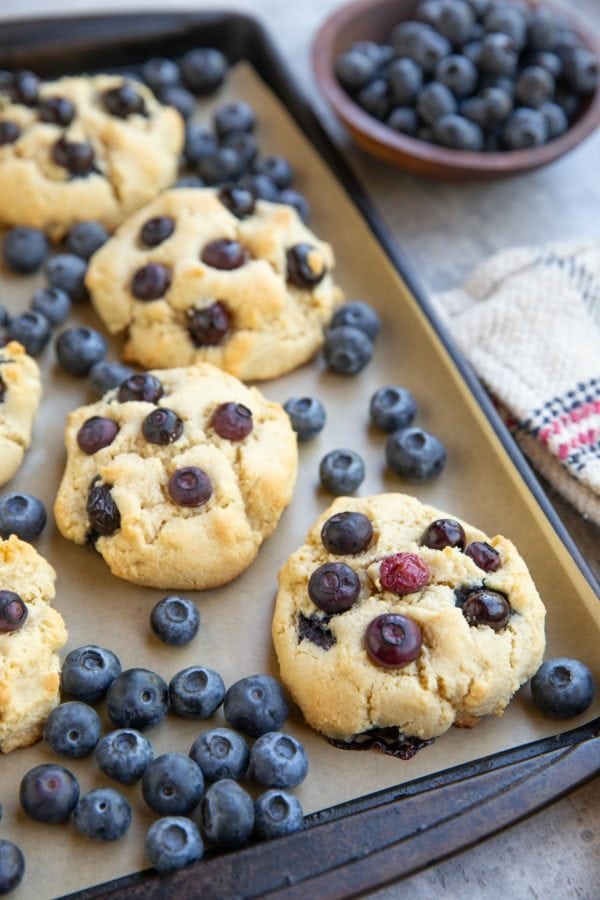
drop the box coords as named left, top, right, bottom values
left=0, top=341, right=42, bottom=486
left=54, top=363, right=298, bottom=590
left=0, top=74, right=183, bottom=238
left=0, top=535, right=68, bottom=753
left=85, top=187, right=341, bottom=381
left=272, top=493, right=546, bottom=748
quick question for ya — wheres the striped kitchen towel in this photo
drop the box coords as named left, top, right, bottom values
left=432, top=240, right=600, bottom=526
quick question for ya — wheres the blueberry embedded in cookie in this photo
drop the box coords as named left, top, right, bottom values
left=54, top=362, right=298, bottom=590
left=0, top=535, right=68, bottom=753
left=0, top=341, right=42, bottom=487
left=272, top=492, right=546, bottom=747
left=85, top=187, right=342, bottom=381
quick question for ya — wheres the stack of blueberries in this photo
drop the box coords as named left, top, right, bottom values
left=335, top=0, right=599, bottom=151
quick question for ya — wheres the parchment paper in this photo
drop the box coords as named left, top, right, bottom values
left=0, top=63, right=598, bottom=899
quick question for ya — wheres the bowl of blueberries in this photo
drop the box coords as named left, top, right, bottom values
left=313, top=0, right=600, bottom=177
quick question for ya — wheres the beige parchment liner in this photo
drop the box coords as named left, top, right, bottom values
left=0, top=62, right=598, bottom=899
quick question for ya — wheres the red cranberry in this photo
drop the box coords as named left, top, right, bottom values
left=286, top=244, right=326, bottom=288
left=461, top=589, right=510, bottom=631
left=52, top=136, right=95, bottom=175
left=421, top=518, right=466, bottom=551
left=365, top=614, right=422, bottom=669
left=464, top=541, right=501, bottom=572
left=38, top=96, right=75, bottom=126
left=168, top=467, right=212, bottom=507
left=211, top=402, right=253, bottom=441
left=187, top=302, right=231, bottom=347
left=117, top=373, right=163, bottom=404
left=0, top=590, right=28, bottom=634
left=380, top=552, right=429, bottom=595
left=0, top=121, right=21, bottom=145
left=87, top=484, right=121, bottom=536
left=142, top=408, right=183, bottom=445
left=8, top=71, right=39, bottom=106
left=218, top=185, right=256, bottom=219
left=131, top=263, right=171, bottom=301
left=201, top=239, right=247, bottom=270
left=77, top=416, right=119, bottom=455
left=321, top=511, right=373, bottom=555
left=102, top=84, right=146, bottom=118
left=308, top=562, right=360, bottom=614
left=140, top=216, right=175, bottom=248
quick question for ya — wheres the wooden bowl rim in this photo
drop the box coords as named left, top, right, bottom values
left=312, top=0, right=600, bottom=175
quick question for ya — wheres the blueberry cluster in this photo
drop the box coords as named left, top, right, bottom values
left=371, top=385, right=447, bottom=481
left=335, top=0, right=598, bottom=151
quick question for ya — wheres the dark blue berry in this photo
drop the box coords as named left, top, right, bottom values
left=74, top=788, right=132, bottom=841
left=39, top=96, right=75, bottom=127
left=169, top=666, right=225, bottom=719
left=6, top=311, right=51, bottom=355
left=184, top=124, right=217, bottom=166
left=483, top=6, right=527, bottom=50
left=8, top=70, right=40, bottom=105
left=392, top=23, right=451, bottom=75
left=563, top=49, right=598, bottom=95
left=196, top=779, right=254, bottom=848
left=254, top=790, right=304, bottom=840
left=249, top=732, right=308, bottom=789
left=55, top=326, right=107, bottom=375
left=386, top=426, right=447, bottom=481
left=0, top=840, right=24, bottom=894
left=103, top=84, right=146, bottom=119
left=503, top=108, right=548, bottom=149
left=189, top=727, right=249, bottom=781
left=0, top=492, right=46, bottom=541
left=479, top=32, right=518, bottom=76
left=66, top=221, right=108, bottom=260
left=224, top=674, right=288, bottom=737
left=61, top=644, right=122, bottom=703
left=435, top=54, right=478, bottom=97
left=197, top=146, right=243, bottom=185
left=531, top=658, right=596, bottom=719
left=222, top=131, right=258, bottom=168
left=3, top=226, right=49, bottom=274
left=277, top=189, right=310, bottom=223
left=45, top=253, right=88, bottom=301
left=0, top=590, right=27, bottom=634
left=158, top=85, right=195, bottom=120
left=142, top=753, right=204, bottom=816
left=145, top=817, right=204, bottom=875
left=218, top=184, right=256, bottom=219
left=335, top=49, right=377, bottom=91
left=357, top=79, right=389, bottom=120
left=20, top=764, right=80, bottom=823
left=142, top=57, right=181, bottom=94
left=240, top=173, right=278, bottom=201
left=320, top=448, right=365, bottom=495
left=387, top=57, right=423, bottom=105
left=516, top=66, right=554, bottom=108
left=30, top=286, right=71, bottom=326
left=432, top=0, right=475, bottom=46
left=150, top=595, right=200, bottom=645
left=284, top=396, right=326, bottom=442
left=321, top=511, right=373, bottom=555
left=353, top=41, right=394, bottom=67
left=106, top=668, right=169, bottom=730
left=331, top=301, right=381, bottom=339
left=181, top=48, right=228, bottom=95
left=214, top=101, right=256, bottom=137
left=370, top=386, right=417, bottom=433
left=43, top=701, right=101, bottom=758
left=433, top=113, right=484, bottom=149
left=95, top=728, right=153, bottom=784
left=89, top=360, right=134, bottom=397
left=528, top=9, right=560, bottom=52
left=386, top=106, right=418, bottom=136
left=416, top=82, right=457, bottom=124
left=540, top=102, right=568, bottom=139
left=528, top=50, right=563, bottom=80
left=253, top=155, right=294, bottom=190
left=324, top=325, right=373, bottom=375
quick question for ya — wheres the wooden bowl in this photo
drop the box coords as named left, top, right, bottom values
left=312, top=0, right=600, bottom=178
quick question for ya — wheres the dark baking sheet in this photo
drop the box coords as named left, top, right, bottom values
left=0, top=11, right=598, bottom=899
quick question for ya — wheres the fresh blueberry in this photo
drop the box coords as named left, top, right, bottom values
left=321, top=511, right=373, bottom=555
left=284, top=396, right=326, bottom=442
left=66, top=221, right=108, bottom=260
left=252, top=155, right=294, bottom=190
left=142, top=57, right=181, bottom=94
left=248, top=732, right=308, bottom=789
left=416, top=82, right=457, bottom=125
left=387, top=57, right=423, bottom=105
left=516, top=66, right=554, bottom=108
left=503, top=108, right=548, bottom=149
left=386, top=106, right=418, bottom=136
left=554, top=89, right=581, bottom=123
left=563, top=49, right=598, bottom=96
left=43, top=701, right=101, bottom=758
left=462, top=86, right=513, bottom=127
left=356, top=79, right=390, bottom=120
left=539, top=102, right=568, bottom=139
left=276, top=189, right=310, bottom=223
left=45, top=253, right=88, bottom=301
left=320, top=448, right=365, bottom=495
left=335, top=49, right=377, bottom=92
left=170, top=666, right=225, bottom=719
left=189, top=727, right=249, bottom=781
left=73, top=788, right=132, bottom=841
left=0, top=492, right=46, bottom=541
left=150, top=595, right=200, bottom=646
left=20, top=764, right=80, bottom=823
left=55, top=326, right=107, bottom=375
left=483, top=5, right=527, bottom=50
left=61, top=645, right=122, bottom=703
left=146, top=817, right=204, bottom=875
left=323, top=325, right=374, bottom=375
left=142, top=753, right=204, bottom=816
left=30, top=286, right=71, bottom=326
left=391, top=23, right=451, bottom=75
left=0, top=840, right=25, bottom=894
left=433, top=0, right=475, bottom=46
left=528, top=50, right=563, bottom=80
left=7, top=70, right=40, bottom=106
left=462, top=39, right=482, bottom=65
left=158, top=86, right=196, bottom=120
left=531, top=658, right=596, bottom=719
left=224, top=674, right=288, bottom=737
left=106, top=668, right=169, bottom=730
left=3, top=226, right=49, bottom=274
left=433, top=113, right=484, bottom=149
left=435, top=54, right=478, bottom=97
left=184, top=124, right=218, bottom=167
left=180, top=48, right=228, bottom=95
left=95, top=728, right=153, bottom=784
left=331, top=301, right=381, bottom=340
left=214, top=100, right=256, bottom=137
left=240, top=173, right=279, bottom=201
left=479, top=32, right=518, bottom=76
left=221, top=130, right=258, bottom=169
left=89, top=360, right=134, bottom=397
left=386, top=426, right=447, bottom=481
left=528, top=9, right=560, bottom=52
left=196, top=779, right=254, bottom=848
left=6, top=311, right=51, bottom=355
left=197, top=146, right=243, bottom=185
left=254, top=790, right=304, bottom=840
left=370, top=386, right=417, bottom=433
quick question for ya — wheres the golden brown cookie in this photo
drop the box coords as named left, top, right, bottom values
left=0, top=341, right=42, bottom=486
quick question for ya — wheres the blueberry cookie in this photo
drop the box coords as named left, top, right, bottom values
left=85, top=187, right=341, bottom=381
left=0, top=535, right=68, bottom=752
left=272, top=493, right=546, bottom=748
left=54, top=363, right=298, bottom=589
left=0, top=341, right=42, bottom=486
left=0, top=74, right=183, bottom=238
